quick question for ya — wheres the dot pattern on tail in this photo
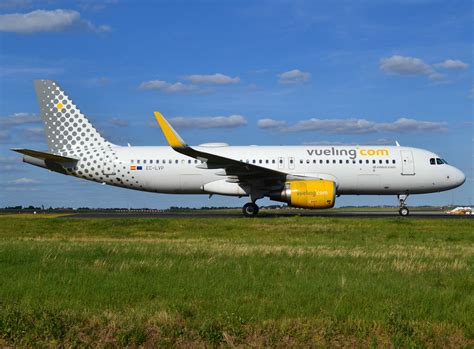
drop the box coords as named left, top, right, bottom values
left=33, top=80, right=145, bottom=190
left=34, top=80, right=111, bottom=156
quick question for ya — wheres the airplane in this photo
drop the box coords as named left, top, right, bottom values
left=12, top=80, right=465, bottom=217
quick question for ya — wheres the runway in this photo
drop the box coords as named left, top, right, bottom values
left=65, top=210, right=472, bottom=219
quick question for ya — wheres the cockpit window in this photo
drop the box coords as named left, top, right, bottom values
left=441, top=159, right=448, bottom=164
left=430, top=158, right=436, bottom=165
left=436, top=158, right=443, bottom=165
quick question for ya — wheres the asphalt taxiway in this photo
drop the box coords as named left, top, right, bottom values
left=65, top=210, right=472, bottom=219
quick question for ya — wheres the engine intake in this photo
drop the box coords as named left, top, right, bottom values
left=270, top=180, right=336, bottom=209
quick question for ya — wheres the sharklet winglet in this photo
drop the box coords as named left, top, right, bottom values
left=154, top=112, right=187, bottom=148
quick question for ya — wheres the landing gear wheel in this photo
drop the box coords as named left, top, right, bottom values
left=397, top=194, right=410, bottom=217
left=399, top=206, right=409, bottom=216
left=243, top=203, right=259, bottom=217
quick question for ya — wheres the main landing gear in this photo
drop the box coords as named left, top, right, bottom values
left=398, top=194, right=409, bottom=216
left=242, top=202, right=259, bottom=217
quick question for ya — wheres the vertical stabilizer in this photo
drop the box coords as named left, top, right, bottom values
left=34, top=80, right=111, bottom=155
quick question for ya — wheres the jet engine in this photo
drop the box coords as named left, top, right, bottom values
left=269, top=180, right=336, bottom=209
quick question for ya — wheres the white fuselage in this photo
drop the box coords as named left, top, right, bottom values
left=71, top=145, right=465, bottom=198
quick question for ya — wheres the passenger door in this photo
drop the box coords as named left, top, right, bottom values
left=401, top=150, right=415, bottom=175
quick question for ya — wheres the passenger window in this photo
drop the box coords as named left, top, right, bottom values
left=143, top=160, right=147, bottom=164
left=289, top=159, right=293, bottom=164
left=366, top=160, right=369, bottom=164
left=279, top=159, right=283, bottom=164
left=194, top=160, right=198, bottom=164
left=320, top=160, right=324, bottom=164
left=188, top=160, right=192, bottom=164
left=430, top=158, right=436, bottom=165
left=313, top=159, right=317, bottom=164
left=332, top=159, right=336, bottom=164
left=266, top=159, right=269, bottom=164
left=300, top=159, right=303, bottom=164
left=175, top=160, right=179, bottom=164
left=272, top=159, right=276, bottom=164
left=346, top=159, right=349, bottom=164
left=379, top=160, right=383, bottom=164
left=436, top=158, right=443, bottom=165
left=169, top=160, right=172, bottom=164
left=252, top=160, right=256, bottom=164
left=131, top=160, right=134, bottom=164
left=137, top=160, right=140, bottom=164
left=307, top=159, right=311, bottom=164
left=326, top=160, right=330, bottom=164
left=392, top=159, right=396, bottom=164
left=386, top=160, right=389, bottom=164
left=339, top=159, right=343, bottom=164
left=372, top=160, right=376, bottom=164
left=359, top=160, right=363, bottom=164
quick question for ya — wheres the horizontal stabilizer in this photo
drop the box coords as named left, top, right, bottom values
left=11, top=148, right=78, bottom=163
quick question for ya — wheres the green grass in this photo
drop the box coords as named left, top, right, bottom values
left=0, top=215, right=472, bottom=347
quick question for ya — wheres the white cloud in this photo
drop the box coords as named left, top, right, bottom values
left=0, top=9, right=111, bottom=33
left=258, top=117, right=447, bottom=134
left=434, top=59, right=469, bottom=70
left=169, top=115, right=247, bottom=129
left=8, top=177, right=40, bottom=184
left=0, top=112, right=39, bottom=127
left=138, top=80, right=196, bottom=93
left=380, top=55, right=433, bottom=76
left=286, top=118, right=376, bottom=134
left=184, top=73, right=240, bottom=85
left=257, top=118, right=288, bottom=129
left=379, top=55, right=470, bottom=82
left=278, top=69, right=311, bottom=84
left=377, top=118, right=447, bottom=133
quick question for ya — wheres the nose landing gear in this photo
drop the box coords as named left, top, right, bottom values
left=242, top=202, right=259, bottom=217
left=398, top=194, right=409, bottom=216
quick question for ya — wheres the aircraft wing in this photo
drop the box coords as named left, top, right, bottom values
left=154, top=112, right=288, bottom=180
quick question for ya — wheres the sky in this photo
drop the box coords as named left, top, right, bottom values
left=0, top=0, right=472, bottom=208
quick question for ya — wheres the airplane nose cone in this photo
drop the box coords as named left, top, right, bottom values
left=451, top=167, right=466, bottom=187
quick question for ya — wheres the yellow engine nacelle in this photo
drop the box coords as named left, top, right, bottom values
left=270, top=180, right=336, bottom=209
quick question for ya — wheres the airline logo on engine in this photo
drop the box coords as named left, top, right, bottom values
left=306, top=147, right=389, bottom=159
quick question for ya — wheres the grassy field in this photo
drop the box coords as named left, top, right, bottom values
left=0, top=215, right=472, bottom=347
